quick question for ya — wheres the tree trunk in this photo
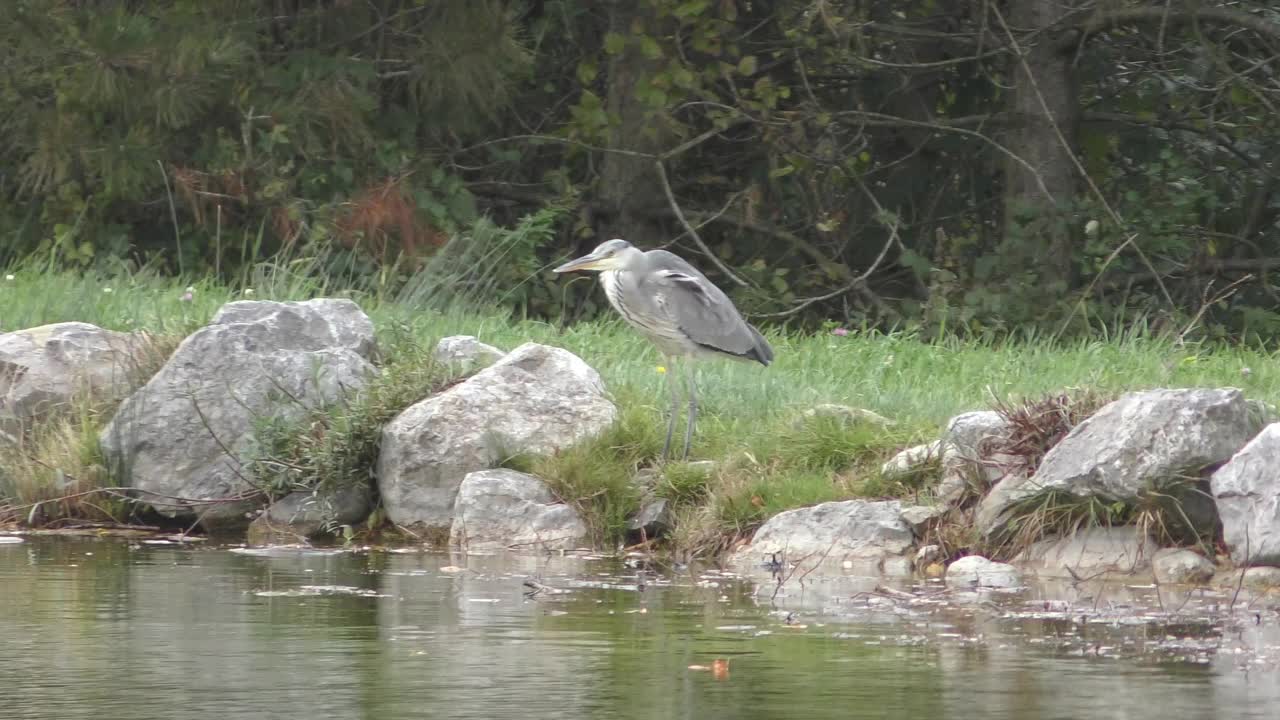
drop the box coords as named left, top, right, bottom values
left=1003, top=0, right=1082, bottom=290
left=595, top=1, right=669, bottom=247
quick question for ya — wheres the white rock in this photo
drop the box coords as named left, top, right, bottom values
left=450, top=469, right=587, bottom=552
left=729, top=499, right=913, bottom=568
left=1, top=322, right=148, bottom=440
left=937, top=410, right=1012, bottom=508
left=915, top=544, right=943, bottom=565
left=1015, top=526, right=1152, bottom=577
left=1152, top=548, right=1215, bottom=585
left=247, top=483, right=373, bottom=544
left=945, top=555, right=1022, bottom=588
left=1243, top=566, right=1280, bottom=590
left=1211, top=423, right=1280, bottom=566
left=881, top=441, right=943, bottom=479
left=795, top=404, right=895, bottom=428
left=378, top=343, right=616, bottom=530
left=432, top=335, right=504, bottom=371
left=899, top=504, right=944, bottom=535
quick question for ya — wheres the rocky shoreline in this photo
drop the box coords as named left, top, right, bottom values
left=4, top=298, right=1280, bottom=591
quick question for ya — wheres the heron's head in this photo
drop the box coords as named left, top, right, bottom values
left=553, top=238, right=638, bottom=273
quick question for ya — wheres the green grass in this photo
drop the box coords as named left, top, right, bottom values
left=4, top=260, right=1280, bottom=552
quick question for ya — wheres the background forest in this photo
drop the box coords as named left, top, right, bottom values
left=2, top=0, right=1279, bottom=341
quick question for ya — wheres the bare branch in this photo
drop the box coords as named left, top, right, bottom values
left=1076, top=6, right=1280, bottom=45
left=653, top=160, right=747, bottom=287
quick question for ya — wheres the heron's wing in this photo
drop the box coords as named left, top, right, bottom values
left=641, top=250, right=773, bottom=364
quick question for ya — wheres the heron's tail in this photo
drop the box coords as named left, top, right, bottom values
left=746, top=324, right=774, bottom=366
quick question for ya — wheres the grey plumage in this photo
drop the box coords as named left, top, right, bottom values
left=553, top=238, right=773, bottom=459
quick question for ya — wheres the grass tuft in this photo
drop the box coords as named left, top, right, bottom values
left=986, top=389, right=1112, bottom=480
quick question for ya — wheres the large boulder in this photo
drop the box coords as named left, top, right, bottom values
left=1, top=322, right=147, bottom=440
left=449, top=469, right=588, bottom=552
left=100, top=300, right=377, bottom=529
left=729, top=499, right=913, bottom=569
left=1211, top=423, right=1280, bottom=566
left=1014, top=526, right=1152, bottom=578
left=977, top=388, right=1257, bottom=535
left=378, top=343, right=617, bottom=530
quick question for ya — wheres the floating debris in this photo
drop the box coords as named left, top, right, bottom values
left=253, top=585, right=389, bottom=598
left=229, top=546, right=348, bottom=557
left=0, top=536, right=24, bottom=544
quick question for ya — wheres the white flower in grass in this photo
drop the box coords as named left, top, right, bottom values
left=102, top=287, right=113, bottom=294
left=4, top=274, right=13, bottom=281
left=243, top=288, right=255, bottom=296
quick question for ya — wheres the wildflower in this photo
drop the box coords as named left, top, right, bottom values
left=102, top=287, right=113, bottom=294
left=831, top=327, right=849, bottom=337
left=243, top=288, right=255, bottom=296
left=1085, top=219, right=1100, bottom=237
left=185, top=285, right=196, bottom=294
left=4, top=274, right=13, bottom=281
left=180, top=291, right=193, bottom=302
left=656, top=366, right=667, bottom=374
left=1242, top=367, right=1253, bottom=378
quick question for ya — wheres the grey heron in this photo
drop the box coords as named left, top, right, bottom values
left=553, top=238, right=773, bottom=460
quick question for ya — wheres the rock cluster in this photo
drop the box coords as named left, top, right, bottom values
left=11, top=301, right=1280, bottom=583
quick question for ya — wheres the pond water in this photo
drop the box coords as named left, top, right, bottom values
left=2, top=536, right=1280, bottom=720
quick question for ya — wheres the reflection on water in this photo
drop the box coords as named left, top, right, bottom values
left=1, top=537, right=1279, bottom=720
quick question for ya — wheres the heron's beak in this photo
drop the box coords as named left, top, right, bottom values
left=553, top=252, right=609, bottom=273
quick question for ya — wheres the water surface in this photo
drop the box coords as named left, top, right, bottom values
left=2, top=537, right=1279, bottom=719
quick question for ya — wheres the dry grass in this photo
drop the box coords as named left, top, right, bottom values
left=0, top=331, right=179, bottom=525
left=985, top=389, right=1111, bottom=482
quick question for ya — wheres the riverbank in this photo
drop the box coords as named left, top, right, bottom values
left=4, top=267, right=1280, bottom=569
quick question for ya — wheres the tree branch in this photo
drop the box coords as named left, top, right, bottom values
left=653, top=160, right=747, bottom=286
left=1075, top=6, right=1280, bottom=45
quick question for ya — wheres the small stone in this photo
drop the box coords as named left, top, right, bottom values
left=626, top=497, right=672, bottom=538
left=1233, top=566, right=1280, bottom=589
left=794, top=404, right=895, bottom=428
left=881, top=441, right=943, bottom=479
left=1243, top=566, right=1280, bottom=590
left=899, top=505, right=944, bottom=536
left=945, top=556, right=1022, bottom=588
left=1152, top=548, right=1215, bottom=585
left=432, top=335, right=504, bottom=371
left=915, top=544, right=943, bottom=566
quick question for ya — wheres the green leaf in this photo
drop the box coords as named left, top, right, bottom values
left=603, top=32, right=626, bottom=55
left=738, top=55, right=758, bottom=76
left=638, top=35, right=662, bottom=60
left=576, top=61, right=598, bottom=85
left=674, top=1, right=709, bottom=18
left=768, top=165, right=795, bottom=179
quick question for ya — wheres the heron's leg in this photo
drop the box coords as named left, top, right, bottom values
left=682, top=361, right=698, bottom=460
left=660, top=354, right=681, bottom=461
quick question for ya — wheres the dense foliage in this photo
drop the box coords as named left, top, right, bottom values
left=2, top=1, right=1279, bottom=340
